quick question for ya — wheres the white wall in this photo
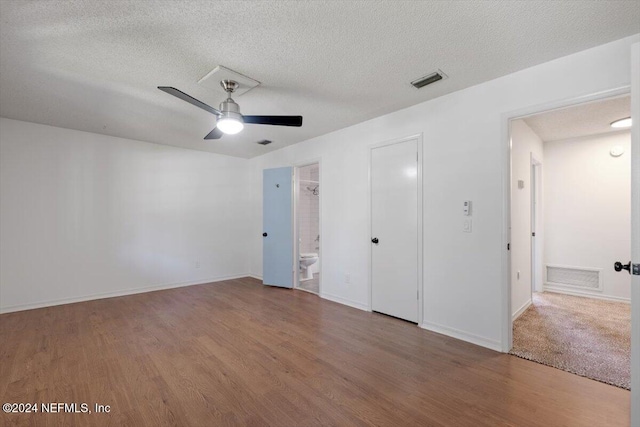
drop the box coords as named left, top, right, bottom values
left=544, top=131, right=631, bottom=301
left=248, top=34, right=639, bottom=350
left=0, top=118, right=251, bottom=313
left=510, top=120, right=544, bottom=318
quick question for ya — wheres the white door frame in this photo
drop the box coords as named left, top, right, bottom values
left=293, top=158, right=322, bottom=294
left=629, top=41, right=639, bottom=426
left=368, top=133, right=424, bottom=325
left=530, top=155, right=542, bottom=296
left=501, top=86, right=630, bottom=353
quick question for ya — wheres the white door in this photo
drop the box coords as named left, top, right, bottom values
left=371, top=138, right=419, bottom=323
left=629, top=41, right=639, bottom=427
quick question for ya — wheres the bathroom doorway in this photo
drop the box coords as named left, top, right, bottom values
left=294, top=162, right=321, bottom=294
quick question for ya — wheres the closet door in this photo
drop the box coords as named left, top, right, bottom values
left=371, top=138, right=419, bottom=322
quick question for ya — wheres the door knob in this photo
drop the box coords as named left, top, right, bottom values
left=614, top=261, right=631, bottom=274
left=371, top=237, right=379, bottom=244
left=263, top=232, right=268, bottom=237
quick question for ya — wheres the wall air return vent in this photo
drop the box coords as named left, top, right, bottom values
left=545, top=265, right=603, bottom=292
left=257, top=139, right=272, bottom=145
left=411, top=70, right=447, bottom=89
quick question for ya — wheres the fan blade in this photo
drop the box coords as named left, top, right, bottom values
left=242, top=115, right=303, bottom=127
left=158, top=87, right=221, bottom=116
left=204, top=127, right=223, bottom=140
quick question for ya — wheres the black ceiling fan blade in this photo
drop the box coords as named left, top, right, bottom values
left=204, top=127, right=223, bottom=140
left=158, top=86, right=221, bottom=116
left=242, top=115, right=303, bottom=127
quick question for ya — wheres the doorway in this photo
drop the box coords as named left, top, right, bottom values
left=294, top=162, right=321, bottom=294
left=507, top=93, right=633, bottom=389
left=370, top=135, right=423, bottom=324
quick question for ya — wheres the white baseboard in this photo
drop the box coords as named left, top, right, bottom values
left=512, top=298, right=532, bottom=321
left=0, top=273, right=250, bottom=314
left=420, top=320, right=502, bottom=352
left=543, top=286, right=630, bottom=303
left=319, top=292, right=370, bottom=312
left=248, top=274, right=263, bottom=281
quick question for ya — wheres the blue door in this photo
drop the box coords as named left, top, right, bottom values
left=263, top=167, right=293, bottom=288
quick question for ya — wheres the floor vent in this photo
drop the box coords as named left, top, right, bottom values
left=545, top=265, right=603, bottom=292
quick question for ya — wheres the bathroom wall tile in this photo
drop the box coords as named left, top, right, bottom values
left=298, top=164, right=320, bottom=255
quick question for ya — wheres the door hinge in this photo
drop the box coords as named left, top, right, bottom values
left=417, top=290, right=419, bottom=300
left=507, top=243, right=510, bottom=250
left=531, top=232, right=536, bottom=237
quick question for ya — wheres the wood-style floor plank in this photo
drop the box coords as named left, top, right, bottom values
left=0, top=277, right=630, bottom=426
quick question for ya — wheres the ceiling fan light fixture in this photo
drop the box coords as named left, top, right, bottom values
left=217, top=116, right=244, bottom=134
left=610, top=117, right=632, bottom=128
left=157, top=85, right=303, bottom=140
left=217, top=94, right=244, bottom=134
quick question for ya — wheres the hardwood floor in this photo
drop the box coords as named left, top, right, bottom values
left=0, top=277, right=630, bottom=426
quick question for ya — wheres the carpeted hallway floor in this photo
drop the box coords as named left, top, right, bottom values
left=510, top=292, right=630, bottom=389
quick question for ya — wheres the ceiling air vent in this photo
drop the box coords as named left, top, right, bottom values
left=257, top=139, right=272, bottom=145
left=411, top=70, right=447, bottom=89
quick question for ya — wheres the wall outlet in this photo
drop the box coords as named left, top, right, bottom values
left=195, top=261, right=201, bottom=269
left=345, top=273, right=351, bottom=284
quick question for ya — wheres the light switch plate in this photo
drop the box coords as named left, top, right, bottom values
left=463, top=200, right=471, bottom=216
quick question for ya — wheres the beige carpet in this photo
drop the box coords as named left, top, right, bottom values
left=510, top=292, right=630, bottom=389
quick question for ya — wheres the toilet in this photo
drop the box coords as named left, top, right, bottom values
left=299, top=253, right=319, bottom=281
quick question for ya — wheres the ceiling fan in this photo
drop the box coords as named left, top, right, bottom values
left=158, top=80, right=303, bottom=139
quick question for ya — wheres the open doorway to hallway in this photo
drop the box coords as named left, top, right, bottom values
left=294, top=162, right=320, bottom=294
left=509, top=94, right=632, bottom=389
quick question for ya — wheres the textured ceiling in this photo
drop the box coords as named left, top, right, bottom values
left=524, top=96, right=631, bottom=142
left=1, top=1, right=639, bottom=158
